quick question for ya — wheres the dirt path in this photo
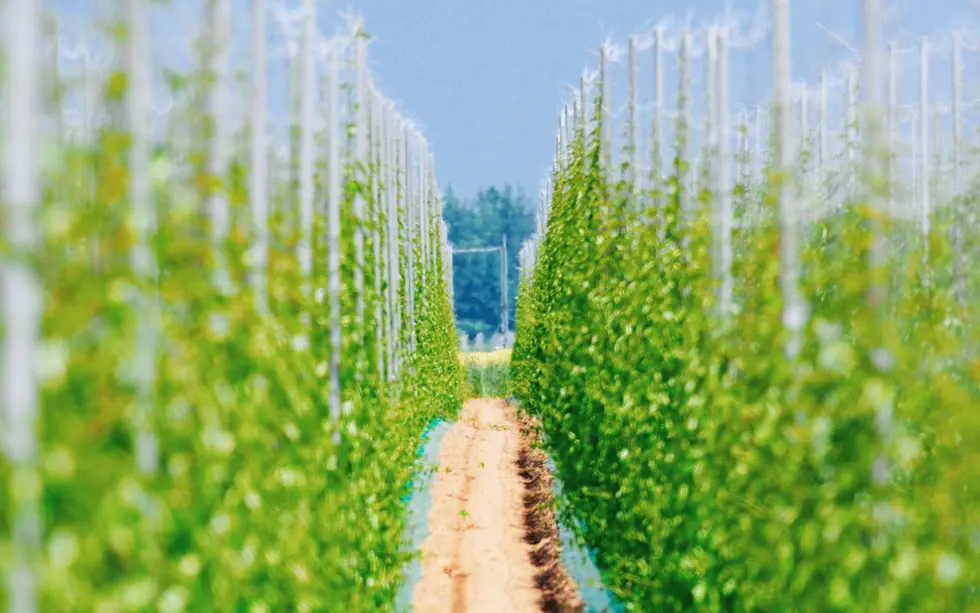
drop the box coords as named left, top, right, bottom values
left=413, top=398, right=542, bottom=613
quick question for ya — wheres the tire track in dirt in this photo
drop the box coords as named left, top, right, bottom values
left=414, top=398, right=543, bottom=613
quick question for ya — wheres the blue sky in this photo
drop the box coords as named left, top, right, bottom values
left=50, top=0, right=974, bottom=200
left=332, top=0, right=972, bottom=199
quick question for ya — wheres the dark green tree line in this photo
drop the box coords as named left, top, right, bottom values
left=442, top=184, right=534, bottom=338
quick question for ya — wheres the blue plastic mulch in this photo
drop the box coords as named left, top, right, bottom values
left=395, top=412, right=626, bottom=612
left=545, top=455, right=626, bottom=613
left=395, top=417, right=455, bottom=612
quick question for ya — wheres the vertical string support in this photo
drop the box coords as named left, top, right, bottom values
left=354, top=26, right=368, bottom=362
left=771, top=0, right=803, bottom=359
left=846, top=64, right=857, bottom=197
left=716, top=29, right=733, bottom=320
left=679, top=29, right=692, bottom=220
left=863, top=0, right=894, bottom=490
left=250, top=0, right=270, bottom=315
left=207, top=0, right=232, bottom=295
left=952, top=32, right=962, bottom=194
left=325, top=42, right=343, bottom=423
left=819, top=72, right=828, bottom=192
left=404, top=127, right=417, bottom=357
left=653, top=28, right=665, bottom=191
left=919, top=37, right=930, bottom=258
left=706, top=27, right=718, bottom=193
left=599, top=43, right=612, bottom=188
left=298, top=0, right=317, bottom=336
left=2, top=0, right=43, bottom=609
left=418, top=139, right=428, bottom=289
left=128, top=0, right=159, bottom=477
left=628, top=35, right=639, bottom=198
left=370, top=91, right=386, bottom=380
left=887, top=43, right=897, bottom=216
left=385, top=104, right=401, bottom=380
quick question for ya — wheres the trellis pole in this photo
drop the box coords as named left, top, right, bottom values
left=385, top=103, right=401, bottom=380
left=887, top=43, right=897, bottom=216
left=370, top=91, right=385, bottom=379
left=418, top=138, right=428, bottom=287
left=952, top=32, right=962, bottom=194
left=754, top=104, right=764, bottom=187
left=250, top=0, right=270, bottom=314
left=706, top=28, right=718, bottom=198
left=863, top=0, right=893, bottom=488
left=819, top=72, right=828, bottom=191
left=919, top=36, right=930, bottom=259
left=716, top=29, right=733, bottom=319
left=2, top=0, right=43, bottom=609
left=599, top=43, right=611, bottom=186
left=628, top=35, right=639, bottom=197
left=679, top=29, right=692, bottom=221
left=298, top=0, right=316, bottom=336
left=772, top=0, right=803, bottom=359
left=325, top=42, right=343, bottom=423
left=127, top=0, right=159, bottom=479
left=354, top=25, right=368, bottom=358
left=653, top=28, right=665, bottom=188
left=404, top=126, right=417, bottom=356
left=208, top=0, right=232, bottom=295
left=951, top=32, right=967, bottom=304
left=846, top=64, right=857, bottom=197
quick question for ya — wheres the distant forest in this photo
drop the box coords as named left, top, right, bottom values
left=442, top=184, right=535, bottom=339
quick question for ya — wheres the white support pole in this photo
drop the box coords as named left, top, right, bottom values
left=599, top=44, right=612, bottom=185
left=846, top=64, right=857, bottom=196
left=863, top=0, right=892, bottom=487
left=628, top=35, right=639, bottom=195
left=354, top=27, right=368, bottom=357
left=418, top=138, right=428, bottom=287
left=653, top=28, right=665, bottom=186
left=3, top=0, right=43, bottom=609
left=952, top=32, right=962, bottom=194
left=128, top=0, right=159, bottom=477
left=298, top=0, right=316, bottom=333
left=325, top=43, right=343, bottom=423
left=755, top=104, right=764, bottom=186
left=370, top=91, right=385, bottom=380
left=772, top=0, right=803, bottom=359
left=706, top=28, right=718, bottom=196
left=385, top=103, right=400, bottom=380
left=887, top=44, right=897, bottom=215
left=920, top=37, right=930, bottom=251
left=800, top=86, right=809, bottom=167
left=250, top=0, right=269, bottom=314
left=679, top=29, right=692, bottom=215
left=428, top=153, right=438, bottom=274
left=404, top=126, right=417, bottom=356
left=819, top=72, right=828, bottom=189
left=208, top=0, right=232, bottom=293
left=716, top=29, right=733, bottom=319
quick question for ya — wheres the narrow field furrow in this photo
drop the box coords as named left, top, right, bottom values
left=414, top=398, right=577, bottom=613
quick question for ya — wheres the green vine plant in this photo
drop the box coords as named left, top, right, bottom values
left=513, top=56, right=980, bottom=613
left=0, top=10, right=462, bottom=613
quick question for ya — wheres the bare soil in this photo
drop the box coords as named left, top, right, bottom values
left=413, top=398, right=582, bottom=613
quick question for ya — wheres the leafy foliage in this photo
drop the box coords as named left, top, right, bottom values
left=460, top=349, right=512, bottom=398
left=513, top=85, right=980, bottom=611
left=0, top=47, right=461, bottom=613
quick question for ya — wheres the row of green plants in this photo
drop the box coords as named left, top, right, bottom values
left=0, top=28, right=461, bottom=613
left=513, top=86, right=980, bottom=611
left=460, top=349, right=512, bottom=398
